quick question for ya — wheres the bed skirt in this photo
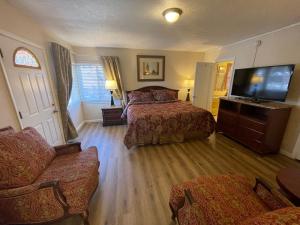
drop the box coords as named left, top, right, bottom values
left=125, top=130, right=213, bottom=149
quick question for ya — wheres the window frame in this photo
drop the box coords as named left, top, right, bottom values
left=13, top=47, right=41, bottom=69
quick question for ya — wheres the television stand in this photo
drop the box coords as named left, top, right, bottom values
left=216, top=97, right=292, bottom=154
left=233, top=97, right=268, bottom=104
left=248, top=98, right=269, bottom=104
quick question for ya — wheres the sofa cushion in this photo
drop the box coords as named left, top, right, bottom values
left=36, top=147, right=99, bottom=214
left=0, top=127, right=55, bottom=189
left=170, top=175, right=270, bottom=225
left=240, top=207, right=300, bottom=225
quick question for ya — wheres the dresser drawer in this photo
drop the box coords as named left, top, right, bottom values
left=102, top=110, right=122, bottom=115
left=237, top=126, right=264, bottom=142
left=102, top=108, right=122, bottom=114
left=240, top=138, right=262, bottom=153
left=103, top=108, right=122, bottom=113
left=217, top=109, right=238, bottom=135
left=101, top=107, right=124, bottom=126
left=103, top=119, right=124, bottom=126
left=218, top=109, right=238, bottom=123
left=103, top=113, right=122, bottom=120
left=239, top=115, right=266, bottom=133
left=218, top=122, right=236, bottom=137
left=237, top=125, right=264, bottom=152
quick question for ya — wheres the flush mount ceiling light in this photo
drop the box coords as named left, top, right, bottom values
left=162, top=8, right=183, bottom=23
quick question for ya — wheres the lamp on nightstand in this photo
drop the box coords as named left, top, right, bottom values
left=105, top=80, right=118, bottom=106
left=183, top=79, right=194, bottom=101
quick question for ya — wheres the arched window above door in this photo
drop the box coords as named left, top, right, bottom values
left=13, top=47, right=41, bottom=69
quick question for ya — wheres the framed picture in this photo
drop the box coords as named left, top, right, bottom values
left=137, top=55, right=165, bottom=81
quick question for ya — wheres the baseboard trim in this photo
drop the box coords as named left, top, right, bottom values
left=76, top=119, right=102, bottom=132
left=84, top=119, right=102, bottom=123
left=280, top=149, right=294, bottom=159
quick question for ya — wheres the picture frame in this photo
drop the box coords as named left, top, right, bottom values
left=137, top=55, right=165, bottom=81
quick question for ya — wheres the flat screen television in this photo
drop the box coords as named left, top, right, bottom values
left=231, top=64, right=295, bottom=102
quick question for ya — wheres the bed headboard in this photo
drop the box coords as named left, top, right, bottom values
left=126, top=86, right=179, bottom=102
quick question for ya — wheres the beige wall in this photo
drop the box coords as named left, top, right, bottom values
left=204, top=24, right=300, bottom=159
left=73, top=46, right=204, bottom=120
left=0, top=1, right=48, bottom=46
left=0, top=1, right=81, bottom=132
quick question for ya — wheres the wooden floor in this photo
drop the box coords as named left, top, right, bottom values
left=57, top=122, right=300, bottom=225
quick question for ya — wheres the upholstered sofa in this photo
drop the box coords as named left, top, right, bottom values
left=169, top=175, right=300, bottom=225
left=0, top=126, right=100, bottom=225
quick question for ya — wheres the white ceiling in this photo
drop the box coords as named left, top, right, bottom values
left=7, top=0, right=300, bottom=51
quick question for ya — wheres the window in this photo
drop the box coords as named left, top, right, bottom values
left=74, top=64, right=110, bottom=103
left=14, top=47, right=41, bottom=69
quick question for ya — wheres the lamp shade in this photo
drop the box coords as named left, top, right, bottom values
left=105, top=80, right=117, bottom=90
left=183, top=79, right=194, bottom=88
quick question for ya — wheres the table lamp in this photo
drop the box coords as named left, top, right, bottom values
left=183, top=79, right=194, bottom=101
left=105, top=80, right=118, bottom=106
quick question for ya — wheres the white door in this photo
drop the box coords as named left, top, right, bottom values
left=193, top=62, right=216, bottom=111
left=0, top=34, right=64, bottom=145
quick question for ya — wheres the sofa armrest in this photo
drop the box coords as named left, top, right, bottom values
left=0, top=180, right=68, bottom=209
left=0, top=180, right=69, bottom=224
left=54, top=142, right=82, bottom=155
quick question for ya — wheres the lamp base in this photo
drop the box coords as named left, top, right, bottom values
left=186, top=89, right=190, bottom=101
left=110, top=90, right=115, bottom=106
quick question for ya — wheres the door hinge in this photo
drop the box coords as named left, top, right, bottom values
left=18, top=111, right=23, bottom=119
left=0, top=48, right=3, bottom=58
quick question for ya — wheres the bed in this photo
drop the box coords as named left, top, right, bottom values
left=123, top=86, right=215, bottom=149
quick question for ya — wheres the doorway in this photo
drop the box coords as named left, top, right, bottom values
left=211, top=61, right=234, bottom=118
left=0, top=34, right=64, bottom=145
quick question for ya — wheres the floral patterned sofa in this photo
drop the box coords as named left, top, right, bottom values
left=0, top=126, right=100, bottom=225
left=169, top=175, right=300, bottom=225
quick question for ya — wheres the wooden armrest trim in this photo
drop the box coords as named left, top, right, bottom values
left=0, top=126, right=14, bottom=133
left=54, top=142, right=82, bottom=156
left=184, top=189, right=195, bottom=205
left=254, top=177, right=272, bottom=192
left=54, top=142, right=82, bottom=151
left=170, top=188, right=195, bottom=221
left=0, top=181, right=69, bottom=215
left=39, top=180, right=69, bottom=213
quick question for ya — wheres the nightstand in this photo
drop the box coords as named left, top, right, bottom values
left=101, top=106, right=125, bottom=126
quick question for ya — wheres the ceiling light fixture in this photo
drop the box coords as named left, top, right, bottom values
left=162, top=8, right=183, bottom=23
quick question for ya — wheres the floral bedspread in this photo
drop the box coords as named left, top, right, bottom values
left=124, top=101, right=215, bottom=149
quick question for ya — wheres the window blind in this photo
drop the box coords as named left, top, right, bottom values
left=74, top=64, right=110, bottom=103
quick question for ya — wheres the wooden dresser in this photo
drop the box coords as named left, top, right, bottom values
left=216, top=97, right=292, bottom=154
left=101, top=107, right=125, bottom=126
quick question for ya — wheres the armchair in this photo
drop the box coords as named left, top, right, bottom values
left=0, top=127, right=100, bottom=225
left=169, top=175, right=297, bottom=225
